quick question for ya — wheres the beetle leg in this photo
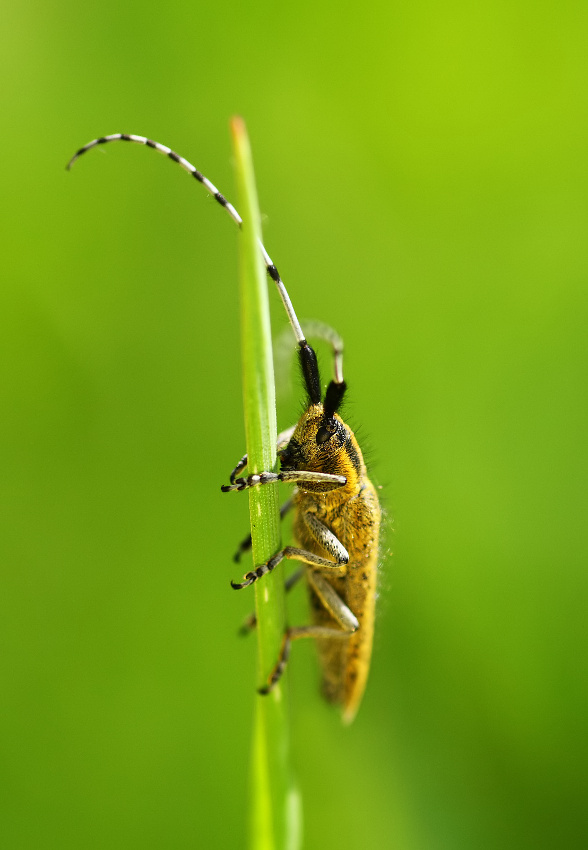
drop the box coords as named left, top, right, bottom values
left=302, top=512, right=349, bottom=566
left=231, top=545, right=347, bottom=590
left=228, top=452, right=248, bottom=485
left=305, top=570, right=359, bottom=631
left=276, top=424, right=297, bottom=450
left=260, top=572, right=358, bottom=694
left=226, top=424, right=297, bottom=484
left=222, top=469, right=346, bottom=493
left=236, top=512, right=349, bottom=624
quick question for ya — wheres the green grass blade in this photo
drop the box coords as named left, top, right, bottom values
left=230, top=118, right=301, bottom=850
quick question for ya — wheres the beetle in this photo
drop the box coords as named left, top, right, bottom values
left=67, top=133, right=381, bottom=723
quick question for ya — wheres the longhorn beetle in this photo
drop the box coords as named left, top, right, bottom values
left=67, top=133, right=381, bottom=723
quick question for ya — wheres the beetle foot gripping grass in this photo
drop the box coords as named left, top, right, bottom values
left=68, top=132, right=381, bottom=724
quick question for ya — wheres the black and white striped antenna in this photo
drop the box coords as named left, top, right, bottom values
left=67, top=133, right=346, bottom=414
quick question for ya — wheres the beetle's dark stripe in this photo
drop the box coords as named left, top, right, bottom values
left=344, top=435, right=362, bottom=474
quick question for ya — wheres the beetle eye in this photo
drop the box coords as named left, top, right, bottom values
left=316, top=419, right=336, bottom=445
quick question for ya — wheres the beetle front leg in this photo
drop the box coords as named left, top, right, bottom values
left=221, top=469, right=346, bottom=493
left=226, top=424, right=297, bottom=484
left=228, top=452, right=248, bottom=485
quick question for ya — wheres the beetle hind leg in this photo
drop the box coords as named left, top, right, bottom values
left=259, top=625, right=349, bottom=695
left=259, top=571, right=358, bottom=695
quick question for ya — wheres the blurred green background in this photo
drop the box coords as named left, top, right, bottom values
left=1, top=1, right=587, bottom=848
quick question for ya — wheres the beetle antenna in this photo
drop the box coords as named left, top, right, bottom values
left=67, top=133, right=322, bottom=403
left=291, top=320, right=346, bottom=416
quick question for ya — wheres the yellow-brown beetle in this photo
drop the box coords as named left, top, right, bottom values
left=68, top=133, right=381, bottom=722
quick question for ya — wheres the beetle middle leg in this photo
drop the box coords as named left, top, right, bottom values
left=231, top=511, right=349, bottom=589
left=259, top=570, right=359, bottom=695
left=231, top=546, right=347, bottom=589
